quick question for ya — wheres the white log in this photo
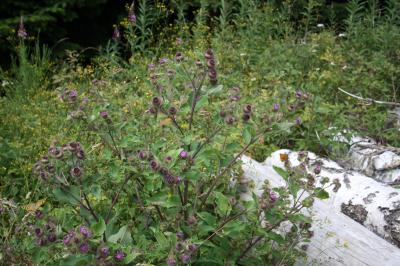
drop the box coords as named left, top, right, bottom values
left=240, top=152, right=400, bottom=265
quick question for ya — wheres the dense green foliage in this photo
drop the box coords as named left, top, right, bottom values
left=1, top=0, right=399, bottom=265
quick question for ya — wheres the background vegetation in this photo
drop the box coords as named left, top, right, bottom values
left=1, top=0, right=399, bottom=265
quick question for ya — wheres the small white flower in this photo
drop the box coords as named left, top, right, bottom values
left=251, top=77, right=256, bottom=81
left=330, top=62, right=335, bottom=66
left=339, top=33, right=346, bottom=37
left=317, top=24, right=324, bottom=28
left=312, top=49, right=317, bottom=53
left=316, top=68, right=320, bottom=71
left=240, top=53, right=246, bottom=57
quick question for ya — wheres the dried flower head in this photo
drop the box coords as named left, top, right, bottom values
left=17, top=16, right=27, bottom=39
left=70, top=167, right=82, bottom=178
left=168, top=106, right=177, bottom=115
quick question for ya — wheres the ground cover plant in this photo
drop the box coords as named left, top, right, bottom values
left=1, top=0, right=399, bottom=265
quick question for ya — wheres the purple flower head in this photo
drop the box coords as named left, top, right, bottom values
left=179, top=150, right=188, bottom=159
left=79, top=242, right=90, bottom=254
left=150, top=160, right=160, bottom=171
left=243, top=104, right=252, bottom=114
left=188, top=244, right=197, bottom=253
left=148, top=107, right=157, bottom=115
left=159, top=58, right=168, bottom=65
left=273, top=103, right=280, bottom=112
left=41, top=156, right=49, bottom=164
left=152, top=97, right=163, bottom=107
left=298, top=151, right=306, bottom=157
left=70, top=167, right=82, bottom=178
left=288, top=103, right=295, bottom=111
left=175, top=52, right=184, bottom=62
left=174, top=176, right=182, bottom=185
left=138, top=150, right=148, bottom=160
left=100, top=110, right=109, bottom=119
left=68, top=142, right=81, bottom=152
left=128, top=10, right=136, bottom=24
left=207, top=59, right=216, bottom=68
left=79, top=225, right=91, bottom=238
left=35, top=210, right=44, bottom=219
left=242, top=113, right=251, bottom=122
left=314, top=165, right=321, bottom=175
left=76, top=149, right=85, bottom=160
left=69, top=90, right=78, bottom=101
left=112, top=27, right=121, bottom=41
left=181, top=254, right=190, bottom=264
left=166, top=68, right=176, bottom=77
left=63, top=234, right=72, bottom=245
left=204, top=49, right=214, bottom=60
left=17, top=16, right=27, bottom=39
left=164, top=173, right=175, bottom=185
left=269, top=191, right=279, bottom=203
left=100, top=247, right=110, bottom=258
left=148, top=63, right=156, bottom=71
left=166, top=257, right=177, bottom=266
left=176, top=231, right=185, bottom=240
left=47, top=233, right=57, bottom=242
left=195, top=60, right=203, bottom=67
left=225, top=116, right=235, bottom=125
left=168, top=106, right=177, bottom=115
left=295, top=90, right=302, bottom=98
left=54, top=149, right=64, bottom=159
left=35, top=228, right=44, bottom=237
left=295, top=117, right=302, bottom=125
left=114, top=250, right=126, bottom=261
left=165, top=156, right=172, bottom=162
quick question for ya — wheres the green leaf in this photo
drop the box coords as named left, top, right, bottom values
left=273, top=166, right=289, bottom=181
left=59, top=255, right=94, bottom=266
left=315, top=188, right=329, bottom=199
left=214, top=191, right=231, bottom=216
left=91, top=218, right=106, bottom=236
left=123, top=252, right=139, bottom=264
left=206, top=84, right=223, bottom=95
left=195, top=97, right=208, bottom=111
left=197, top=211, right=217, bottom=226
left=53, top=186, right=80, bottom=205
left=243, top=127, right=251, bottom=144
left=108, top=225, right=129, bottom=244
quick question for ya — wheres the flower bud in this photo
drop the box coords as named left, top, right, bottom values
left=70, top=167, right=82, bottom=178
left=179, top=150, right=188, bottom=159
left=167, top=257, right=177, bottom=266
left=138, top=151, right=148, bottom=160
left=204, top=49, right=214, bottom=60
left=175, top=52, right=184, bottom=62
left=181, top=254, right=190, bottom=264
left=114, top=250, right=126, bottom=261
left=79, top=243, right=90, bottom=253
left=100, top=247, right=110, bottom=258
left=150, top=160, right=160, bottom=171
left=187, top=215, right=197, bottom=225
left=152, top=97, right=163, bottom=107
left=314, top=165, right=321, bottom=175
left=168, top=106, right=177, bottom=115
left=273, top=103, right=280, bottom=112
left=243, top=104, right=252, bottom=113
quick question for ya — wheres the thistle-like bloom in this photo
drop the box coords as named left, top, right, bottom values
left=63, top=234, right=72, bottom=245
left=204, top=49, right=214, bottom=59
left=174, top=176, right=182, bottom=185
left=225, top=116, right=235, bottom=125
left=100, top=111, right=109, bottom=119
left=70, top=167, right=82, bottom=178
left=166, top=68, right=176, bottom=77
left=187, top=244, right=197, bottom=253
left=79, top=225, right=91, bottom=238
left=273, top=103, right=280, bottom=112
left=166, top=257, right=177, bottom=266
left=175, top=52, right=184, bottom=62
left=242, top=113, right=251, bottom=122
left=147, top=63, right=155, bottom=71
left=168, top=106, right=177, bottom=115
left=181, top=254, right=190, bottom=264
left=112, top=27, right=121, bottom=41
left=138, top=150, right=148, bottom=160
left=187, top=215, right=197, bottom=225
left=176, top=232, right=185, bottom=240
left=150, top=160, right=159, bottom=171
left=314, top=165, right=321, bottom=175
left=295, top=117, right=302, bottom=125
left=100, top=247, right=110, bottom=258
left=159, top=58, right=168, bottom=65
left=54, top=149, right=64, bottom=159
left=152, top=96, right=163, bottom=107
left=69, top=90, right=78, bottom=101
left=269, top=191, right=279, bottom=203
left=179, top=150, right=188, bottom=159
left=35, top=210, right=44, bottom=219
left=148, top=107, right=157, bottom=115
left=76, top=149, right=85, bottom=160
left=159, top=167, right=169, bottom=176
left=128, top=10, right=136, bottom=24
left=35, top=228, right=44, bottom=237
left=114, top=250, right=126, bottom=261
left=47, top=233, right=57, bottom=242
left=79, top=243, right=90, bottom=253
left=243, top=104, right=252, bottom=113
left=17, top=16, right=28, bottom=39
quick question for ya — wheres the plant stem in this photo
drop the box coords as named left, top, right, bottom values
left=82, top=192, right=99, bottom=222
left=105, top=175, right=131, bottom=224
left=199, top=135, right=261, bottom=209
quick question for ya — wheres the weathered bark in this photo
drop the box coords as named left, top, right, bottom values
left=240, top=151, right=400, bottom=265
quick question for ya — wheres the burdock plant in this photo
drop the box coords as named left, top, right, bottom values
left=32, top=48, right=334, bottom=265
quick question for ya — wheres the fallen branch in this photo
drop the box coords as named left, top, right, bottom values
left=338, top=87, right=400, bottom=106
